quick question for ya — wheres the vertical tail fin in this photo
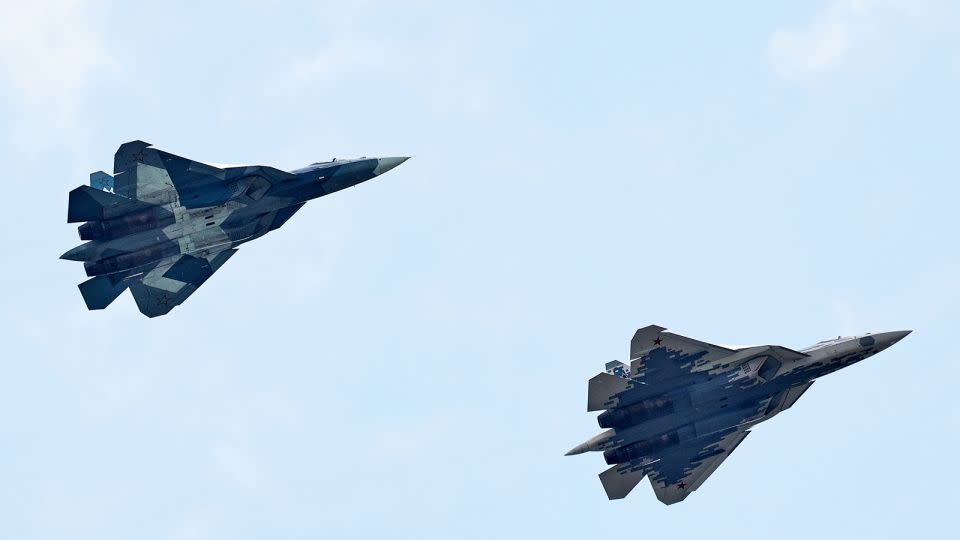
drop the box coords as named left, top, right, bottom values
left=90, top=171, right=114, bottom=191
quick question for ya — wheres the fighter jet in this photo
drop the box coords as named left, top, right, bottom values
left=61, top=141, right=408, bottom=317
left=566, top=325, right=911, bottom=504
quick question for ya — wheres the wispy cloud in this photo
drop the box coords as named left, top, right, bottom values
left=0, top=0, right=116, bottom=151
left=211, top=443, right=264, bottom=495
left=279, top=7, right=497, bottom=117
left=767, top=0, right=949, bottom=83
left=829, top=299, right=861, bottom=336
left=166, top=506, right=221, bottom=540
left=367, top=414, right=454, bottom=461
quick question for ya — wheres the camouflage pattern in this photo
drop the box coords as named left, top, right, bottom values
left=61, top=141, right=408, bottom=317
left=566, top=325, right=911, bottom=504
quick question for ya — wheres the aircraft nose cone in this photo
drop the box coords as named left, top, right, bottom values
left=890, top=330, right=912, bottom=341
left=373, top=156, right=409, bottom=176
left=876, top=330, right=912, bottom=349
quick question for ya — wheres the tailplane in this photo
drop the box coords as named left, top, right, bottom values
left=67, top=185, right=154, bottom=223
left=599, top=465, right=647, bottom=500
left=587, top=372, right=632, bottom=411
left=78, top=275, right=129, bottom=310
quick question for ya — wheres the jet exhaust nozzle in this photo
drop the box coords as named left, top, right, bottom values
left=83, top=243, right=180, bottom=276
left=597, top=397, right=676, bottom=429
left=603, top=431, right=680, bottom=465
left=77, top=208, right=176, bottom=241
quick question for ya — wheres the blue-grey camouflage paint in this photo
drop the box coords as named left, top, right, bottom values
left=61, top=141, right=409, bottom=317
left=566, top=325, right=911, bottom=505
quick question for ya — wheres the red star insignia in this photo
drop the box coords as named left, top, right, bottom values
left=676, top=481, right=686, bottom=490
left=653, top=337, right=663, bottom=345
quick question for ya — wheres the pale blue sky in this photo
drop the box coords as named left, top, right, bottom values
left=1, top=1, right=958, bottom=538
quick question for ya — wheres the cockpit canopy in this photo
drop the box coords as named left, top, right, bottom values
left=801, top=336, right=848, bottom=352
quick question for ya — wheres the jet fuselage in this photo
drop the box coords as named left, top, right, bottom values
left=63, top=156, right=407, bottom=279
left=60, top=141, right=408, bottom=317
left=566, top=326, right=911, bottom=504
left=569, top=331, right=911, bottom=458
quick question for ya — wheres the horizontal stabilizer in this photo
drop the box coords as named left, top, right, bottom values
left=67, top=185, right=154, bottom=223
left=600, top=465, right=646, bottom=500
left=587, top=372, right=632, bottom=411
left=60, top=242, right=96, bottom=261
left=78, top=275, right=129, bottom=310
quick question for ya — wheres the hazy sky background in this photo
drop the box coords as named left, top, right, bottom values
left=1, top=1, right=957, bottom=538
